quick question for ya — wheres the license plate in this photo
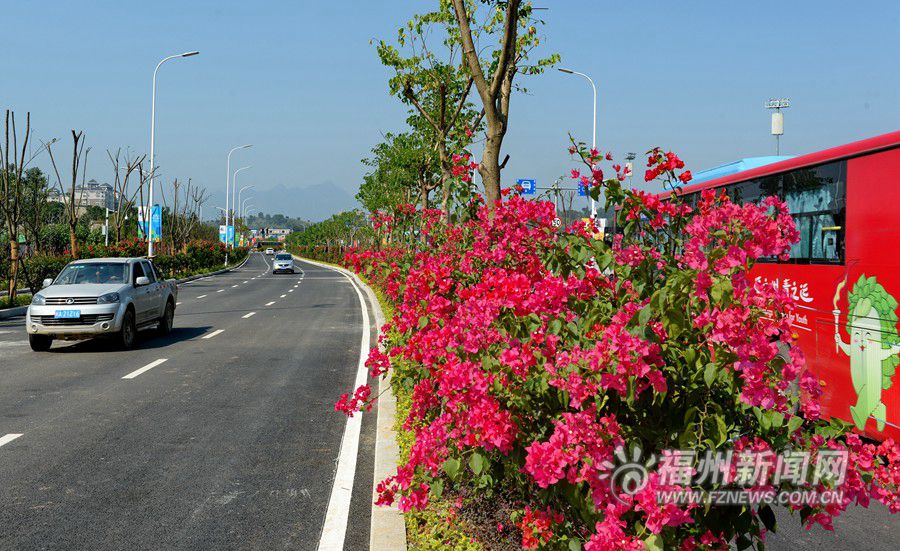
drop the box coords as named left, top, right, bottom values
left=54, top=309, right=81, bottom=319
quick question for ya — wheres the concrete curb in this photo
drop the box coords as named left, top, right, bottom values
left=293, top=255, right=406, bottom=551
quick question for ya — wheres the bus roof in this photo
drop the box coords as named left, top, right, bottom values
left=690, top=156, right=794, bottom=185
left=662, top=130, right=900, bottom=199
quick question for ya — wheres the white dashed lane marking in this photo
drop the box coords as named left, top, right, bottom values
left=202, top=329, right=225, bottom=340
left=197, top=295, right=207, bottom=299
left=265, top=301, right=276, bottom=307
left=242, top=312, right=256, bottom=319
left=122, top=358, right=168, bottom=380
left=0, top=434, right=23, bottom=448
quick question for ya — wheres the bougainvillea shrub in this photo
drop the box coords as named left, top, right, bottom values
left=339, top=147, right=900, bottom=549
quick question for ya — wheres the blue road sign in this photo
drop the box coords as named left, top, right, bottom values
left=516, top=179, right=536, bottom=195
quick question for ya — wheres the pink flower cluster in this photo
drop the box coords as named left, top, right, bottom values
left=333, top=146, right=899, bottom=548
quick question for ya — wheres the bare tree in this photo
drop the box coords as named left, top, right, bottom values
left=47, top=131, right=89, bottom=258
left=160, top=177, right=207, bottom=252
left=0, top=110, right=31, bottom=302
left=107, top=148, right=147, bottom=244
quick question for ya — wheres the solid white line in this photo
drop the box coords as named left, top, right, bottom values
left=197, top=295, right=207, bottom=299
left=0, top=433, right=23, bottom=448
left=265, top=301, right=276, bottom=306
left=242, top=312, right=256, bottom=319
left=122, top=358, right=168, bottom=380
left=318, top=264, right=371, bottom=551
left=202, top=329, right=225, bottom=340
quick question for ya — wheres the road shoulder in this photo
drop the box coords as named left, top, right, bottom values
left=292, top=255, right=406, bottom=551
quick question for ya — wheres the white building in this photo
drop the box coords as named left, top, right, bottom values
left=48, top=179, right=118, bottom=211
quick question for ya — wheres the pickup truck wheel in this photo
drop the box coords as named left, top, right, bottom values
left=118, top=308, right=137, bottom=350
left=28, top=334, right=53, bottom=351
left=158, top=300, right=174, bottom=335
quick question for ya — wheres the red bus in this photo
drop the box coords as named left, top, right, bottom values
left=674, top=131, right=900, bottom=442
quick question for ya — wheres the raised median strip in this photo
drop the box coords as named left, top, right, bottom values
left=294, top=255, right=406, bottom=551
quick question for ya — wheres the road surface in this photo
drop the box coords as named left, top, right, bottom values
left=0, top=252, right=378, bottom=550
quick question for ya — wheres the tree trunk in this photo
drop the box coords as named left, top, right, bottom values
left=69, top=224, right=78, bottom=259
left=420, top=184, right=430, bottom=212
left=479, top=122, right=503, bottom=206
left=8, top=240, right=18, bottom=303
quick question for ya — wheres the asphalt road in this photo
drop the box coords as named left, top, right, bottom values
left=0, top=252, right=377, bottom=550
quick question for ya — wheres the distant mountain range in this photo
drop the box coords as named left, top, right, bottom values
left=248, top=181, right=359, bottom=222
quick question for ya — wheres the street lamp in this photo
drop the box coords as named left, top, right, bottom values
left=237, top=184, right=254, bottom=221
left=148, top=50, right=199, bottom=258
left=559, top=67, right=598, bottom=219
left=225, top=144, right=252, bottom=265
left=240, top=194, right=254, bottom=219
left=231, top=166, right=251, bottom=248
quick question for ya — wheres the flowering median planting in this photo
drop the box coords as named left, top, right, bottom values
left=336, top=148, right=899, bottom=549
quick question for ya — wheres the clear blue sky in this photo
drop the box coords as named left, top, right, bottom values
left=2, top=1, right=897, bottom=220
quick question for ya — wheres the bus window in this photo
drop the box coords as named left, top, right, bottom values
left=782, top=161, right=846, bottom=264
left=726, top=176, right=780, bottom=206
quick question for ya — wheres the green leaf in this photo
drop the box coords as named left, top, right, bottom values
left=787, top=416, right=803, bottom=433
left=759, top=503, right=777, bottom=533
left=714, top=414, right=729, bottom=447
left=568, top=540, right=583, bottom=551
left=469, top=452, right=486, bottom=476
left=430, top=478, right=444, bottom=500
left=644, top=534, right=664, bottom=551
left=418, top=315, right=428, bottom=329
left=638, top=305, right=653, bottom=328
left=704, top=362, right=718, bottom=387
left=443, top=458, right=461, bottom=481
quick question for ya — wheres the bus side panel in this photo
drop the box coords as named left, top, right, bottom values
left=748, top=264, right=862, bottom=434
left=838, top=148, right=900, bottom=440
left=748, top=147, right=900, bottom=442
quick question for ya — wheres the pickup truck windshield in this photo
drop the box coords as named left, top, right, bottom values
left=55, top=263, right=128, bottom=285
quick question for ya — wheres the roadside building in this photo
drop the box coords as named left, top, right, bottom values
left=48, top=179, right=118, bottom=212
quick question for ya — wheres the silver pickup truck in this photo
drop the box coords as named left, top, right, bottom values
left=26, top=257, right=178, bottom=351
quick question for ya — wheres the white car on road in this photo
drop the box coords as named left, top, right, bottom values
left=272, top=253, right=295, bottom=274
left=26, top=257, right=178, bottom=351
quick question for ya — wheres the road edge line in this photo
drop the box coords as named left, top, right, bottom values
left=296, top=255, right=406, bottom=551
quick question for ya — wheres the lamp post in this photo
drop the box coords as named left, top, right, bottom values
left=240, top=194, right=254, bottom=220
left=237, top=185, right=254, bottom=220
left=231, top=166, right=251, bottom=248
left=225, top=145, right=252, bottom=265
left=558, top=67, right=598, bottom=219
left=148, top=50, right=199, bottom=258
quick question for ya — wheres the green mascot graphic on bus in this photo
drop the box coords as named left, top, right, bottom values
left=833, top=275, right=899, bottom=431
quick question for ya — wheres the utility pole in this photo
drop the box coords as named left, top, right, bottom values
left=765, top=98, right=791, bottom=155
